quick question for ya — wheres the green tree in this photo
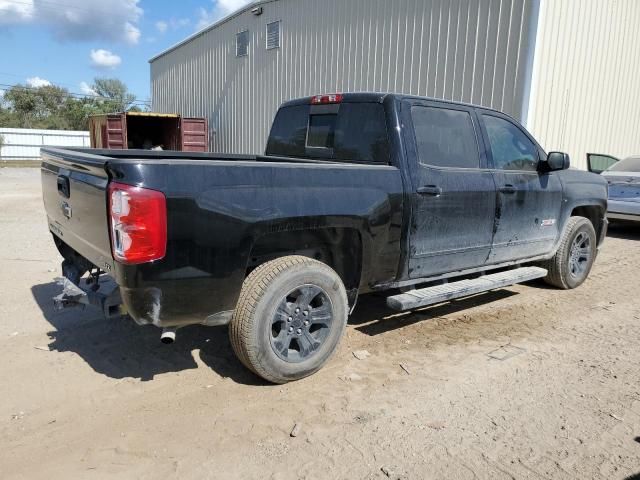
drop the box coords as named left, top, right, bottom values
left=0, top=96, right=16, bottom=128
left=91, top=78, right=136, bottom=112
left=0, top=78, right=141, bottom=130
left=4, top=85, right=69, bottom=129
left=62, top=97, right=104, bottom=130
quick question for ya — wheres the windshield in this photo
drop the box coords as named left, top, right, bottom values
left=607, top=156, right=640, bottom=172
left=266, top=103, right=390, bottom=164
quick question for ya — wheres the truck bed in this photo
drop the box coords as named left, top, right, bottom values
left=41, top=147, right=382, bottom=271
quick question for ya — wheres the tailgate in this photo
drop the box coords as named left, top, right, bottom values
left=41, top=148, right=115, bottom=272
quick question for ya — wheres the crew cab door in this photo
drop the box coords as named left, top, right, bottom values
left=478, top=112, right=563, bottom=263
left=403, top=100, right=496, bottom=278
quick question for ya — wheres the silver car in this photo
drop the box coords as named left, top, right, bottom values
left=588, top=154, right=640, bottom=222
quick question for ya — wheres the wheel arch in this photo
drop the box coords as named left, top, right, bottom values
left=570, top=204, right=606, bottom=241
left=247, top=227, right=364, bottom=306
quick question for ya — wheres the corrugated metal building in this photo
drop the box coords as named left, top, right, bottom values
left=150, top=0, right=640, bottom=170
left=0, top=128, right=89, bottom=162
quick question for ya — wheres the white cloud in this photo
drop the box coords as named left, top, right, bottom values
left=155, top=20, right=168, bottom=34
left=196, top=0, right=251, bottom=31
left=0, top=0, right=34, bottom=23
left=90, top=49, right=122, bottom=70
left=124, top=21, right=141, bottom=44
left=79, top=81, right=97, bottom=96
left=26, top=76, right=52, bottom=88
left=155, top=17, right=189, bottom=35
left=172, top=18, right=190, bottom=29
left=0, top=0, right=142, bottom=45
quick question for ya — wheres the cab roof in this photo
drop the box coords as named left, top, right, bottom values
left=279, top=92, right=507, bottom=116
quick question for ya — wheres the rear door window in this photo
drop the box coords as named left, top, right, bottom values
left=410, top=106, right=480, bottom=169
left=266, top=103, right=390, bottom=164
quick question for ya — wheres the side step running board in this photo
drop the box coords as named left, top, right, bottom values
left=386, top=266, right=547, bottom=311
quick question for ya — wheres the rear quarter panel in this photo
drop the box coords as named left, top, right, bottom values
left=108, top=159, right=404, bottom=327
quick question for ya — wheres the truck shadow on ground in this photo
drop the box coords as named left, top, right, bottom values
left=32, top=281, right=520, bottom=385
left=31, top=281, right=263, bottom=385
left=607, top=222, right=640, bottom=240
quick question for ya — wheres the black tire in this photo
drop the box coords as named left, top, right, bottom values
left=229, top=255, right=349, bottom=384
left=541, top=216, right=597, bottom=289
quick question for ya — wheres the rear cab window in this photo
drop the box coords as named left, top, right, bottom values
left=266, top=102, right=391, bottom=164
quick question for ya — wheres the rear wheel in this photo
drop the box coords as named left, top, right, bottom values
left=541, top=216, right=596, bottom=289
left=229, top=256, right=348, bottom=384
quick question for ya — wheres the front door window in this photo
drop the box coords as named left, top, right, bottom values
left=483, top=114, right=538, bottom=171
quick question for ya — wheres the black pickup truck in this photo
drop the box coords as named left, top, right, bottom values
left=41, top=93, right=608, bottom=383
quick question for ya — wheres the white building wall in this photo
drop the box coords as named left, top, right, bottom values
left=527, top=0, right=640, bottom=170
left=0, top=128, right=90, bottom=161
left=151, top=0, right=538, bottom=154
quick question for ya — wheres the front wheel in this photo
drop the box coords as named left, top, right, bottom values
left=541, top=216, right=597, bottom=289
left=229, top=256, right=349, bottom=384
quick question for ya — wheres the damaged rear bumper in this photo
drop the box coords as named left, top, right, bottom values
left=53, top=265, right=234, bottom=328
left=53, top=276, right=124, bottom=320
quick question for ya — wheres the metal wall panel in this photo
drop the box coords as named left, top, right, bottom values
left=0, top=128, right=89, bottom=161
left=151, top=0, right=537, bottom=154
left=527, top=0, right=640, bottom=170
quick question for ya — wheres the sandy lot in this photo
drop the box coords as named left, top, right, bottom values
left=0, top=168, right=639, bottom=480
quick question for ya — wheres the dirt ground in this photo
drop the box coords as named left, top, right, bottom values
left=1, top=167, right=639, bottom=480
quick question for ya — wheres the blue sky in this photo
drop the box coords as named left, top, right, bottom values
left=0, top=0, right=250, bottom=105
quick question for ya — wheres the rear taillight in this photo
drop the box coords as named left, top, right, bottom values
left=108, top=182, right=167, bottom=264
left=310, top=93, right=343, bottom=104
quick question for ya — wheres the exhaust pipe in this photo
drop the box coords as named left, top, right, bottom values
left=160, top=327, right=176, bottom=344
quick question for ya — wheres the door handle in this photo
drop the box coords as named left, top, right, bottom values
left=417, top=185, right=442, bottom=196
left=57, top=175, right=70, bottom=198
left=499, top=184, right=517, bottom=194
